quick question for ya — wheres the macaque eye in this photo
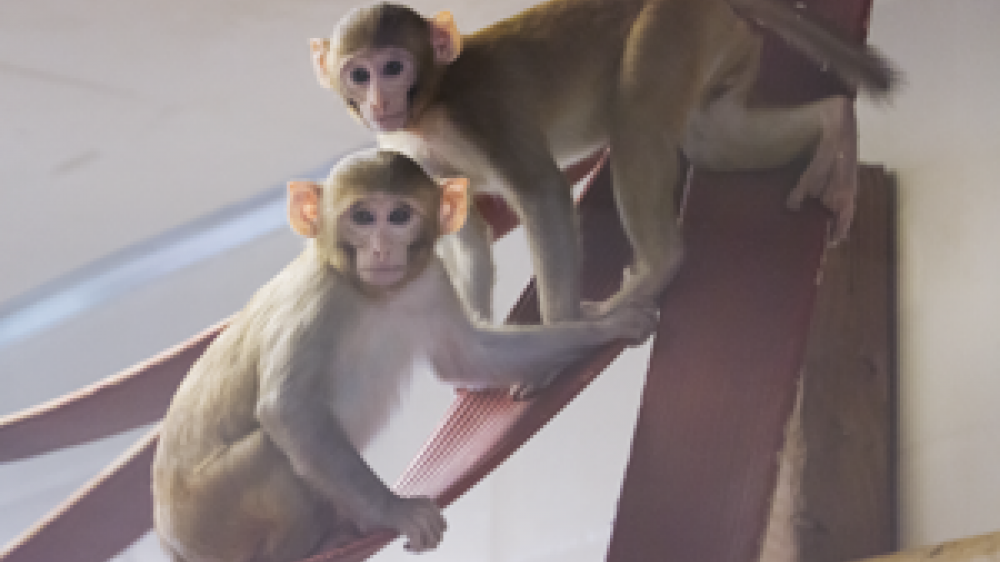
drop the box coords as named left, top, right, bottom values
left=351, top=207, right=376, bottom=225
left=350, top=67, right=370, bottom=85
left=384, top=60, right=404, bottom=76
left=388, top=204, right=413, bottom=225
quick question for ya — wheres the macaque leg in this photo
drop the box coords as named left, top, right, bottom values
left=503, top=169, right=585, bottom=399
left=601, top=1, right=702, bottom=312
left=684, top=88, right=859, bottom=243
left=160, top=432, right=333, bottom=562
left=504, top=153, right=582, bottom=323
left=436, top=204, right=495, bottom=322
left=605, top=137, right=686, bottom=311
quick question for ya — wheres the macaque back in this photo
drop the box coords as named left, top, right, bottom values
left=312, top=0, right=898, bottom=328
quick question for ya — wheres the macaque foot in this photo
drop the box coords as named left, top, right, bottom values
left=373, top=495, right=446, bottom=553
left=786, top=96, right=859, bottom=245
left=584, top=259, right=676, bottom=322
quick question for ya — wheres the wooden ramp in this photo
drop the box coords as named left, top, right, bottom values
left=0, top=1, right=885, bottom=561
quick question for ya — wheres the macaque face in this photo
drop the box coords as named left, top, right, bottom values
left=338, top=47, right=418, bottom=133
left=338, top=192, right=428, bottom=287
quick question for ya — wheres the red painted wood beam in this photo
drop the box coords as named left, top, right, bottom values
left=0, top=322, right=223, bottom=463
left=1, top=430, right=159, bottom=562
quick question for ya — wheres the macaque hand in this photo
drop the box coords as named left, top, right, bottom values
left=509, top=299, right=659, bottom=401
left=379, top=495, right=446, bottom=553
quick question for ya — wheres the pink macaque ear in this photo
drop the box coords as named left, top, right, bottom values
left=287, top=181, right=323, bottom=237
left=309, top=38, right=334, bottom=88
left=439, top=177, right=469, bottom=235
left=430, top=12, right=462, bottom=65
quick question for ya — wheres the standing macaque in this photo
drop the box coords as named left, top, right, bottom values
left=152, top=150, right=657, bottom=562
left=309, top=0, right=898, bottom=324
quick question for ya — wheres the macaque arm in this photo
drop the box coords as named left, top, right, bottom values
left=440, top=300, right=657, bottom=388
left=256, top=348, right=394, bottom=527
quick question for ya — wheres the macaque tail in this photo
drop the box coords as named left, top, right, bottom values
left=729, top=0, right=899, bottom=99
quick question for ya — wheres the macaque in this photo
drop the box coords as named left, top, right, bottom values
left=309, top=0, right=897, bottom=324
left=152, top=149, right=657, bottom=562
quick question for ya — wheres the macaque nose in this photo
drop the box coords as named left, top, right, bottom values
left=368, top=83, right=389, bottom=113
left=371, top=230, right=390, bottom=260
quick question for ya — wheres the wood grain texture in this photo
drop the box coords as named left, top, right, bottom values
left=795, top=165, right=897, bottom=562
left=853, top=531, right=1000, bottom=562
left=760, top=165, right=897, bottom=562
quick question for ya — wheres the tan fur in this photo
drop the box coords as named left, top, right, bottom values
left=314, top=0, right=898, bottom=324
left=152, top=149, right=657, bottom=562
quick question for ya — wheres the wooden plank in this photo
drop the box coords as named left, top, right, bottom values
left=853, top=531, right=1000, bottom=562
left=760, top=165, right=898, bottom=562
left=796, top=165, right=897, bottom=561
left=604, top=167, right=828, bottom=562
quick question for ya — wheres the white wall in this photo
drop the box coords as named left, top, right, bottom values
left=859, top=0, right=1000, bottom=549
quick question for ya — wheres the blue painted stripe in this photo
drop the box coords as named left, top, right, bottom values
left=0, top=195, right=287, bottom=349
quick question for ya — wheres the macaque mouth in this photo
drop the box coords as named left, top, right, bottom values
left=369, top=110, right=408, bottom=130
left=376, top=110, right=406, bottom=120
left=363, top=265, right=405, bottom=273
left=361, top=264, right=407, bottom=283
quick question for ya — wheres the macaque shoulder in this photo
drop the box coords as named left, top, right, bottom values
left=165, top=253, right=337, bottom=410
left=378, top=107, right=500, bottom=190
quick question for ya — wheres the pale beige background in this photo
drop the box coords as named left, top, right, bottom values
left=860, top=0, right=1000, bottom=549
left=1, top=0, right=998, bottom=559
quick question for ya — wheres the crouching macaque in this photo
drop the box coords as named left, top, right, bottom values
left=309, top=0, right=898, bottom=324
left=152, top=150, right=657, bottom=562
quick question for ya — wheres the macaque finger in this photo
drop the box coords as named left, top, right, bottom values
left=402, top=520, right=439, bottom=552
left=824, top=117, right=859, bottom=246
left=635, top=301, right=662, bottom=342
left=826, top=193, right=856, bottom=246
left=509, top=370, right=560, bottom=401
left=421, top=501, right=447, bottom=549
left=823, top=176, right=856, bottom=245
left=786, top=184, right=807, bottom=212
left=413, top=512, right=446, bottom=552
left=509, top=384, right=537, bottom=401
left=788, top=153, right=834, bottom=212
left=580, top=299, right=610, bottom=320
